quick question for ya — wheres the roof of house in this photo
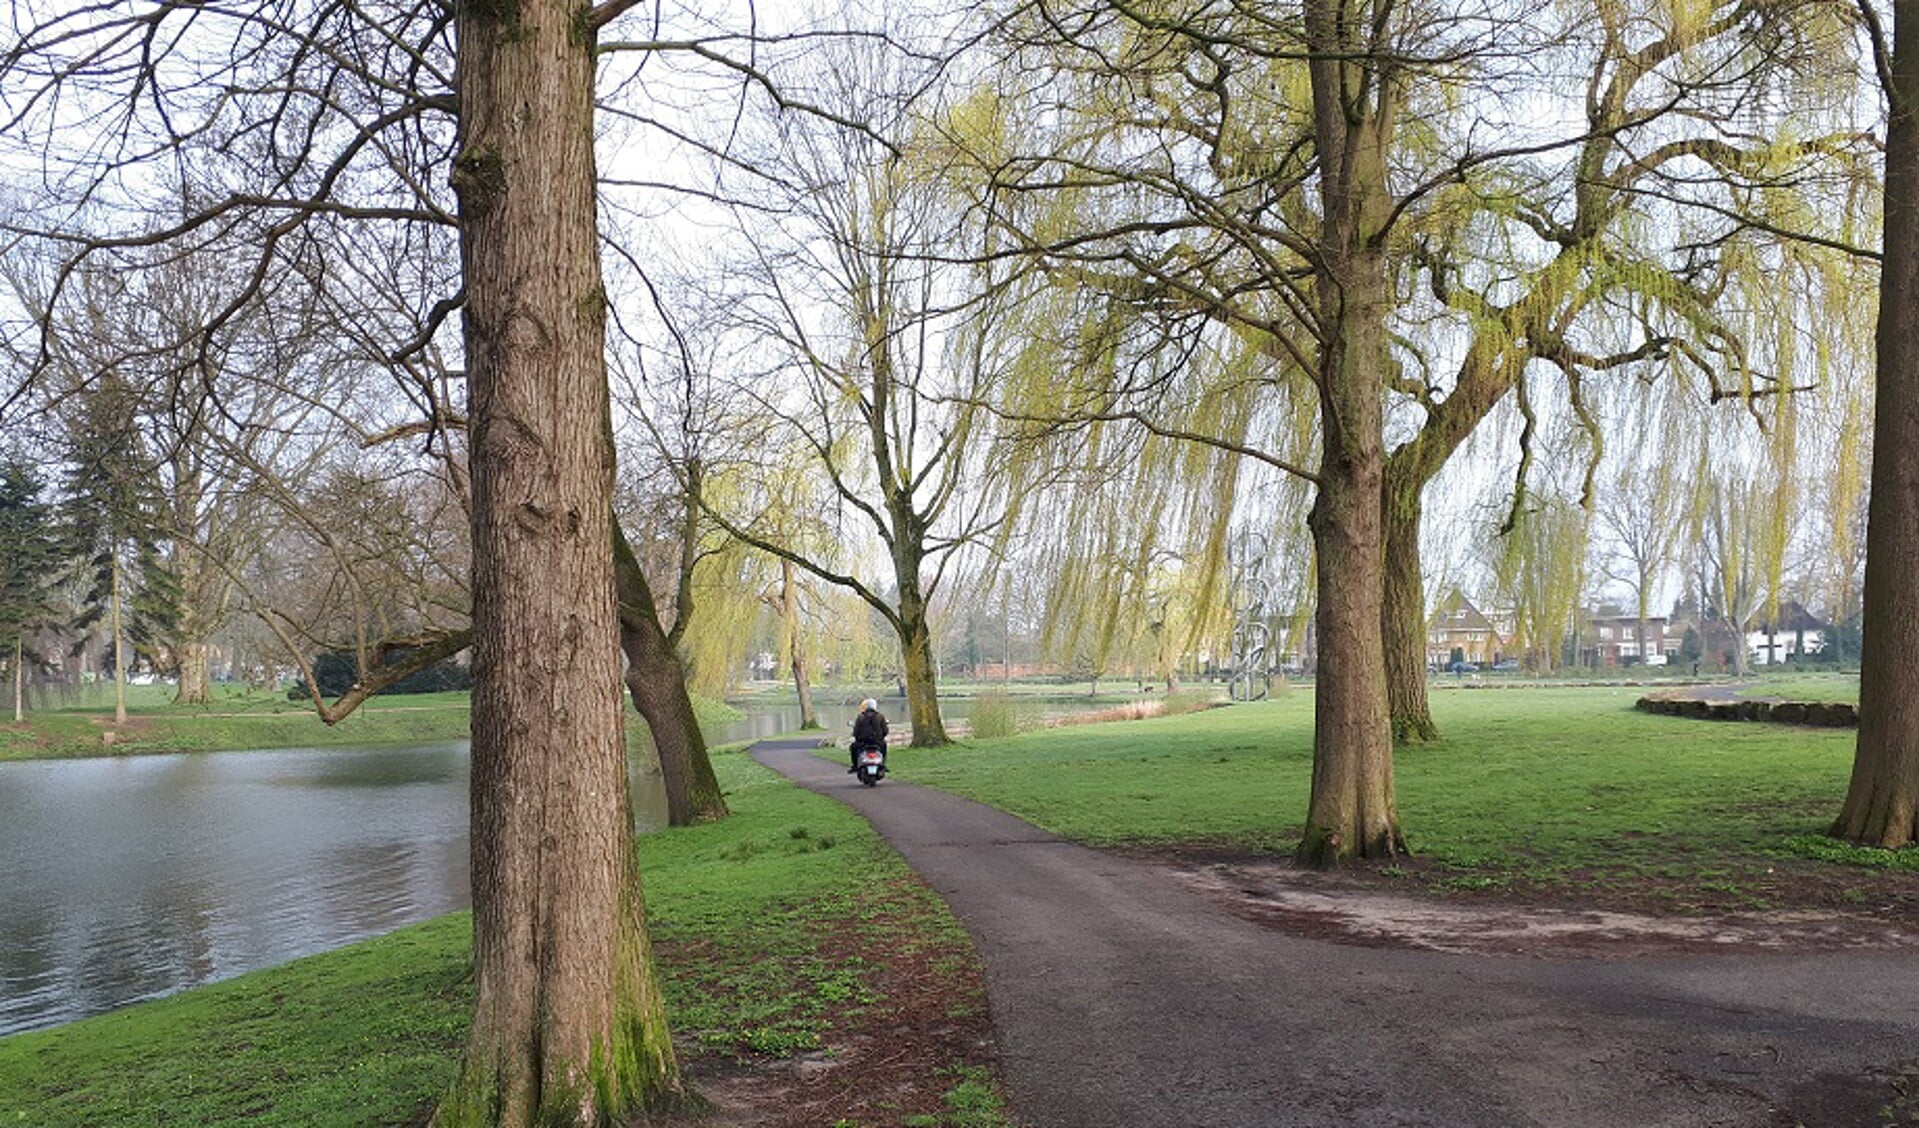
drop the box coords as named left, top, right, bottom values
left=1430, top=591, right=1496, bottom=633
left=1590, top=612, right=1668, bottom=627
left=1753, top=599, right=1827, bottom=634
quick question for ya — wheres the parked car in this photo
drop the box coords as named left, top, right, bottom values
left=1446, top=659, right=1478, bottom=674
left=1490, top=659, right=1520, bottom=672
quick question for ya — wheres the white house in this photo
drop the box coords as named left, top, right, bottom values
left=1745, top=600, right=1828, bottom=665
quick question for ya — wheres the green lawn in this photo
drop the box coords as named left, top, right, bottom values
left=1732, top=670, right=1861, bottom=703
left=4, top=684, right=1905, bottom=1124
left=0, top=748, right=1001, bottom=1127
left=889, top=685, right=1911, bottom=900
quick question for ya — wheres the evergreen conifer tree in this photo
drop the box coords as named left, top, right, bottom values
left=58, top=376, right=169, bottom=723
left=0, top=454, right=63, bottom=720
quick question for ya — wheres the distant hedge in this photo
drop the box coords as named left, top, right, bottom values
left=288, top=649, right=473, bottom=699
left=1635, top=693, right=1857, bottom=728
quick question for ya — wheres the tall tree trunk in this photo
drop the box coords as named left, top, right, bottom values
left=1381, top=463, right=1437, bottom=744
left=111, top=552, right=126, bottom=725
left=437, top=1, right=679, bottom=1122
left=1297, top=0, right=1404, bottom=866
left=169, top=471, right=215, bottom=707
left=1300, top=267, right=1403, bottom=864
left=12, top=637, right=23, bottom=722
left=781, top=559, right=819, bottom=729
left=175, top=639, right=211, bottom=706
left=614, top=523, right=727, bottom=826
left=1835, top=0, right=1919, bottom=849
left=1726, top=614, right=1751, bottom=677
left=896, top=586, right=949, bottom=746
left=1634, top=588, right=1650, bottom=670
left=1379, top=332, right=1521, bottom=742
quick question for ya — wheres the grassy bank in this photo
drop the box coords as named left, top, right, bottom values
left=1730, top=670, right=1861, bottom=703
left=0, top=749, right=1005, bottom=1127
left=0, top=687, right=747, bottom=762
left=0, top=685, right=472, bottom=761
left=890, top=685, right=1917, bottom=906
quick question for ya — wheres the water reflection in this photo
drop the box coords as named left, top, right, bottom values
left=0, top=741, right=668, bottom=1037
left=709, top=697, right=989, bottom=745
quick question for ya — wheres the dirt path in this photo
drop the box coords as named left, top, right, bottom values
left=754, top=736, right=1919, bottom=1127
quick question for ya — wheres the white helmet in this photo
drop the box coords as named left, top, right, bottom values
left=860, top=698, right=878, bottom=712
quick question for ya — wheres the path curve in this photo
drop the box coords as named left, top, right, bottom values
left=753, top=736, right=1919, bottom=1127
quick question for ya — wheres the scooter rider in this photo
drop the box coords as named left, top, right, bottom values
left=848, top=698, right=889, bottom=772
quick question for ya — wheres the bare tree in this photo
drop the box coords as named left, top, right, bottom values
left=1591, top=402, right=1690, bottom=670
left=1, top=0, right=687, bottom=1119
left=695, top=35, right=1061, bottom=746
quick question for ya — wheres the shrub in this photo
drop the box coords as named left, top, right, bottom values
left=966, top=691, right=1027, bottom=739
left=1158, top=689, right=1221, bottom=716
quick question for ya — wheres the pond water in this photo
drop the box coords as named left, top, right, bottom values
left=0, top=742, right=674, bottom=1038
left=0, top=692, right=1116, bottom=1036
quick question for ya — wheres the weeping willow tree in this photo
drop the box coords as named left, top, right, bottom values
left=972, top=0, right=1868, bottom=857
left=1779, top=222, right=1878, bottom=663
left=1007, top=297, right=1281, bottom=686
left=974, top=0, right=1456, bottom=862
left=1031, top=418, right=1244, bottom=692
left=685, top=439, right=840, bottom=714
left=1663, top=222, right=1873, bottom=677
left=1489, top=493, right=1593, bottom=671
left=1377, top=0, right=1872, bottom=742
left=1685, top=428, right=1799, bottom=675
left=1591, top=396, right=1691, bottom=668
left=1816, top=397, right=1873, bottom=663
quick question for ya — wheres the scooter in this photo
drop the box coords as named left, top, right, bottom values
left=853, top=741, right=887, bottom=787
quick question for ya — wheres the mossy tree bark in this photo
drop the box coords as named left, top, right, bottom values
left=1381, top=464, right=1438, bottom=745
left=1379, top=336, right=1520, bottom=745
left=437, top=0, right=680, bottom=1121
left=1836, top=0, right=1919, bottom=849
left=615, top=521, right=728, bottom=826
left=896, top=583, right=948, bottom=746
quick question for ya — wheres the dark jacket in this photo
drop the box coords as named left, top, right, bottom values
left=852, top=710, right=889, bottom=748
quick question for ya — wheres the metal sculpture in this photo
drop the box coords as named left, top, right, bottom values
left=1227, top=528, right=1273, bottom=701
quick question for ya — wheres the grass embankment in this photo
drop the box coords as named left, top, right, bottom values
left=1730, top=670, right=1860, bottom=703
left=0, top=685, right=472, bottom=762
left=891, top=684, right=1917, bottom=905
left=0, top=687, right=746, bottom=762
left=0, top=750, right=1007, bottom=1128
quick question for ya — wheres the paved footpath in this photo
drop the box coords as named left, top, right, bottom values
left=754, top=736, right=1919, bottom=1127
